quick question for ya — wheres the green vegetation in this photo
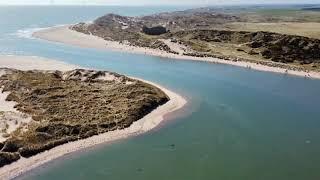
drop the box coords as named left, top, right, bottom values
left=72, top=7, right=320, bottom=72
left=0, top=69, right=169, bottom=167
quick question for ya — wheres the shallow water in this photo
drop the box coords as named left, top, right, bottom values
left=1, top=6, right=320, bottom=180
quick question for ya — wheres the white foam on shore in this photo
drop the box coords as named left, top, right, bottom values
left=14, top=28, right=48, bottom=39
left=0, top=55, right=187, bottom=179
left=12, top=24, right=68, bottom=39
left=33, top=25, right=320, bottom=80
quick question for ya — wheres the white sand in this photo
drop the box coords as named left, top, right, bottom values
left=0, top=55, right=79, bottom=71
left=0, top=89, right=17, bottom=113
left=0, top=112, right=32, bottom=143
left=0, top=89, right=22, bottom=142
left=1, top=64, right=37, bottom=143
left=0, top=56, right=187, bottom=179
left=33, top=25, right=320, bottom=79
left=159, top=39, right=188, bottom=55
left=0, top=57, right=79, bottom=143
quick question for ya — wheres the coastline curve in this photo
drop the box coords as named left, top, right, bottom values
left=0, top=55, right=187, bottom=179
left=33, top=25, right=320, bottom=79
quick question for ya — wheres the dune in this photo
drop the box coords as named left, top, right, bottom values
left=33, top=25, right=320, bottom=79
left=0, top=55, right=187, bottom=179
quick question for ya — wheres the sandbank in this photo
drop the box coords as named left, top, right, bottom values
left=0, top=55, right=187, bottom=179
left=33, top=25, right=320, bottom=79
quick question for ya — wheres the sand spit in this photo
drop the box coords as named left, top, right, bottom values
left=33, top=25, right=320, bottom=79
left=0, top=55, right=79, bottom=71
left=0, top=56, right=187, bottom=179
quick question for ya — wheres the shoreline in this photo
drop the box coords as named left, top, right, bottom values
left=33, top=25, right=320, bottom=80
left=0, top=55, right=187, bottom=179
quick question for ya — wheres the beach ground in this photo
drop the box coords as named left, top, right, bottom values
left=33, top=26, right=320, bottom=79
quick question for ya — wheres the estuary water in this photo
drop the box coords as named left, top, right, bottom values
left=1, top=6, right=320, bottom=180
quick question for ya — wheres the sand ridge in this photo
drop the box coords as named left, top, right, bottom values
left=0, top=56, right=187, bottom=179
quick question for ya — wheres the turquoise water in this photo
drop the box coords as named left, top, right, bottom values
left=1, top=6, right=320, bottom=180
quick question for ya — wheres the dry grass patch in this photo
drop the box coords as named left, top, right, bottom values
left=224, top=22, right=320, bottom=39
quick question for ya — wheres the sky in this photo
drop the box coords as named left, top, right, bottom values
left=0, top=0, right=319, bottom=5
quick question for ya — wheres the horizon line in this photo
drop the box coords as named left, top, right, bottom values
left=0, top=3, right=319, bottom=6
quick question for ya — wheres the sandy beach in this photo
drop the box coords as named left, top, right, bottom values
left=33, top=25, right=320, bottom=79
left=0, top=55, right=187, bottom=179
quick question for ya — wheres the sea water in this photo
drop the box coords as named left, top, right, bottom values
left=0, top=5, right=320, bottom=180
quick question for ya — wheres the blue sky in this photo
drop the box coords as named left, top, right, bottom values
left=0, top=0, right=319, bottom=5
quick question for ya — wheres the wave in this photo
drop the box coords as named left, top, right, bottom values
left=12, top=27, right=48, bottom=39
left=12, top=24, right=68, bottom=39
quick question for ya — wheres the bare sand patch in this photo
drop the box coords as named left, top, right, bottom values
left=0, top=55, right=78, bottom=71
